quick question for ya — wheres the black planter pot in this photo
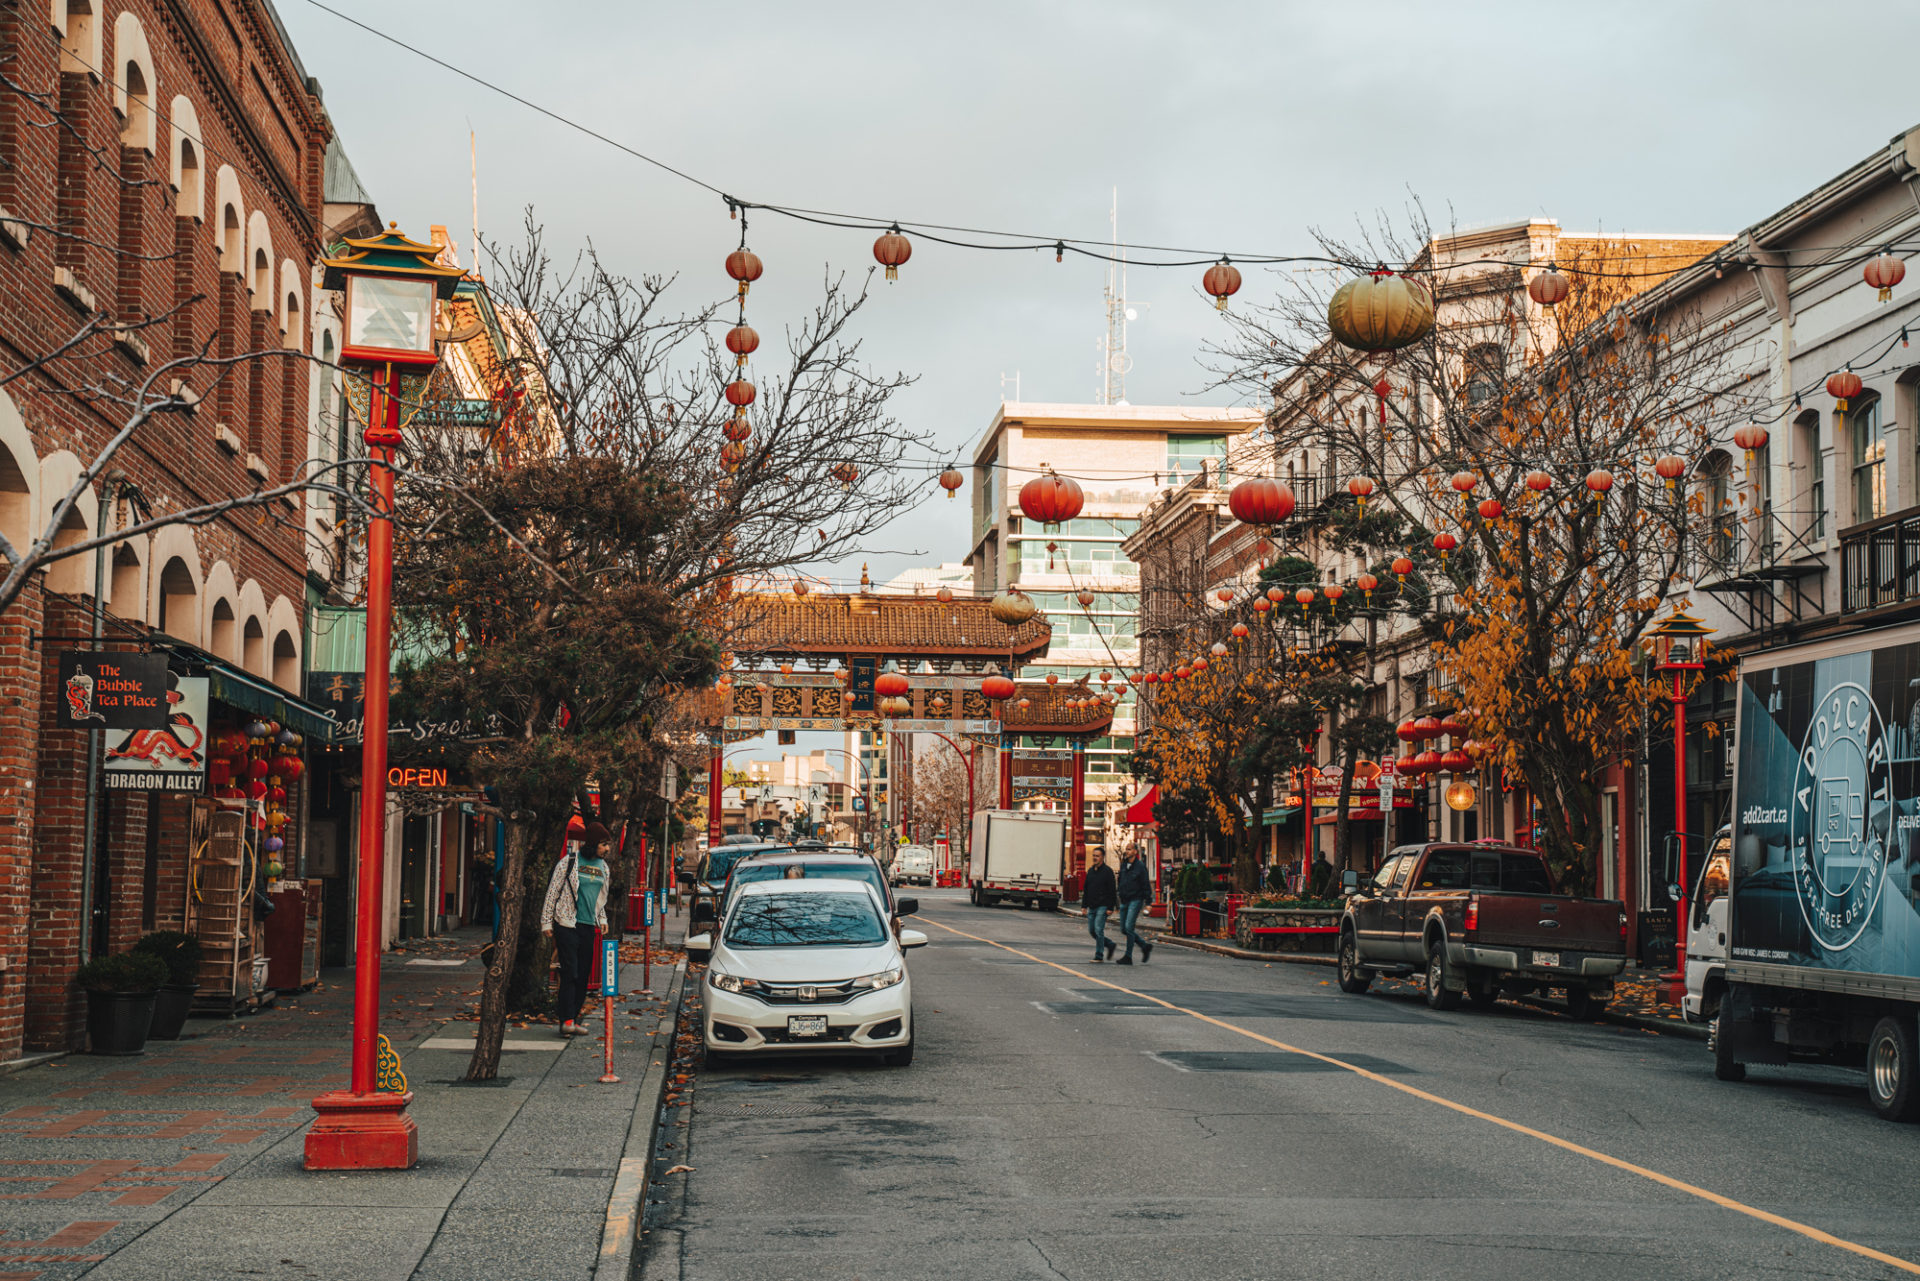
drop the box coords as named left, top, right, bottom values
left=85, top=989, right=158, bottom=1055
left=148, top=984, right=196, bottom=1041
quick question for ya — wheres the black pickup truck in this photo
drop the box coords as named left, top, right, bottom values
left=1337, top=842, right=1629, bottom=1017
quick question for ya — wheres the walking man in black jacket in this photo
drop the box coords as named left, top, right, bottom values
left=1082, top=857, right=1118, bottom=962
left=1115, top=847, right=1154, bottom=965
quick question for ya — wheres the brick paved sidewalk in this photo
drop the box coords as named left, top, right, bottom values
left=0, top=925, right=685, bottom=1280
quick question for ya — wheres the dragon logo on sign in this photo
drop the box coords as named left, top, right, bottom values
left=1788, top=681, right=1892, bottom=952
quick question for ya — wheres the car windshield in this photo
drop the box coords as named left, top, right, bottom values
left=724, top=891, right=887, bottom=948
left=706, top=845, right=784, bottom=882
left=728, top=859, right=885, bottom=905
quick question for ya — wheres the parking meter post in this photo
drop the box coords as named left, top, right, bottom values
left=599, top=936, right=620, bottom=1084
left=642, top=891, right=653, bottom=993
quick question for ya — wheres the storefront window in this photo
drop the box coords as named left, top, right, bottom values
left=1852, top=396, right=1885, bottom=523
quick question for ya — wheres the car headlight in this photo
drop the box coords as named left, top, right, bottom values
left=708, top=970, right=763, bottom=995
left=851, top=966, right=904, bottom=991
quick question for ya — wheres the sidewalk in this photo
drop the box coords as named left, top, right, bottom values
left=0, top=921, right=686, bottom=1280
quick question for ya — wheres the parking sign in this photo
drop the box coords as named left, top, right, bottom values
left=601, top=936, right=620, bottom=998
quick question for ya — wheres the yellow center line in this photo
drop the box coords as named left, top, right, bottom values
left=922, top=913, right=1920, bottom=1276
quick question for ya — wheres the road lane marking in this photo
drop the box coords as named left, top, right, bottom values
left=921, top=912, right=1920, bottom=1277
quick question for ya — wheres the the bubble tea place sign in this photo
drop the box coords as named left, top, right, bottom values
left=56, top=652, right=168, bottom=729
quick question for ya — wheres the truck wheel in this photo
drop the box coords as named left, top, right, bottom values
left=1712, top=1003, right=1747, bottom=1083
left=1424, top=941, right=1462, bottom=1011
left=1040, top=897, right=1059, bottom=913
left=1336, top=930, right=1372, bottom=994
left=1867, top=1015, right=1920, bottom=1121
left=1563, top=987, right=1596, bottom=1021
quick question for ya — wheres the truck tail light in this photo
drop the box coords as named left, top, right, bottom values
left=1464, top=893, right=1479, bottom=933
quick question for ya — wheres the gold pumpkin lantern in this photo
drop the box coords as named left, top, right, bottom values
left=988, top=590, right=1037, bottom=625
left=1327, top=271, right=1435, bottom=353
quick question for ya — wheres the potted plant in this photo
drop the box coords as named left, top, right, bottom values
left=75, top=952, right=168, bottom=1055
left=134, top=931, right=201, bottom=1040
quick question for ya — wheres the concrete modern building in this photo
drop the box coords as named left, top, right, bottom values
left=965, top=402, right=1263, bottom=855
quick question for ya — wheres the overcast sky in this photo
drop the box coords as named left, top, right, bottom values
left=279, top=1, right=1919, bottom=766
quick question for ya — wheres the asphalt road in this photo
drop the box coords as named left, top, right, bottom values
left=639, top=889, right=1920, bottom=1281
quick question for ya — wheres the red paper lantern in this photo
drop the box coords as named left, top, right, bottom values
left=1827, top=370, right=1863, bottom=411
left=1527, top=266, right=1570, bottom=307
left=1585, top=469, right=1614, bottom=498
left=273, top=756, right=304, bottom=782
left=1390, top=556, right=1413, bottom=581
left=1076, top=590, right=1096, bottom=607
left=936, top=586, right=954, bottom=604
left=1438, top=712, right=1467, bottom=738
left=1396, top=719, right=1420, bottom=743
left=1231, top=622, right=1249, bottom=638
left=1356, top=573, right=1378, bottom=600
left=1477, top=497, right=1504, bottom=520
left=1142, top=672, right=1158, bottom=685
left=873, top=227, right=912, bottom=282
left=1176, top=666, right=1192, bottom=679
left=725, top=379, right=756, bottom=408
left=875, top=669, right=910, bottom=697
left=1411, top=716, right=1442, bottom=741
left=1265, top=586, right=1285, bottom=602
left=210, top=759, right=231, bottom=786
left=248, top=758, right=270, bottom=780
left=1731, top=424, right=1769, bottom=461
left=1439, top=749, right=1474, bottom=772
left=268, top=786, right=288, bottom=805
left=831, top=462, right=859, bottom=490
left=1324, top=584, right=1346, bottom=604
left=1865, top=253, right=1906, bottom=303
left=1449, top=471, right=1477, bottom=495
left=1347, top=477, right=1375, bottom=511
left=1524, top=470, right=1552, bottom=492
left=1203, top=258, right=1242, bottom=310
left=793, top=578, right=810, bottom=597
left=1019, top=473, right=1085, bottom=527
left=981, top=673, right=1016, bottom=700
left=725, top=248, right=764, bottom=297
left=725, top=323, right=759, bottom=366
left=1654, top=455, right=1687, bottom=488
left=1228, top=477, right=1297, bottom=526
left=939, top=467, right=964, bottom=498
left=1045, top=673, right=1059, bottom=686
left=1253, top=598, right=1272, bottom=613
left=247, top=779, right=268, bottom=800
left=1432, top=532, right=1458, bottom=559
left=1411, top=749, right=1442, bottom=774
left=1191, top=657, right=1208, bottom=672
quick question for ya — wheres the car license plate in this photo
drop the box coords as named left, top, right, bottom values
left=1533, top=951, right=1561, bottom=969
left=787, top=1015, right=828, bottom=1038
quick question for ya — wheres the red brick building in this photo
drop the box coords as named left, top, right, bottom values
left=0, top=0, right=336, bottom=1059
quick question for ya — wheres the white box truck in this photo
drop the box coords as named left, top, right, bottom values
left=970, top=809, right=1065, bottom=911
left=1707, top=620, right=1920, bottom=1120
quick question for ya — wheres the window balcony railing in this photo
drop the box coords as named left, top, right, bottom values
left=1840, top=504, right=1920, bottom=613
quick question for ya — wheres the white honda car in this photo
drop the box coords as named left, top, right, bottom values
left=688, top=878, right=925, bottom=1066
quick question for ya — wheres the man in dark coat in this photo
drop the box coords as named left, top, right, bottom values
left=1115, top=847, right=1154, bottom=965
left=1083, top=856, right=1118, bottom=962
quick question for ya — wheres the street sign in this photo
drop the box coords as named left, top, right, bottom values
left=103, top=674, right=208, bottom=793
left=643, top=891, right=655, bottom=928
left=601, top=936, right=620, bottom=998
left=661, top=760, right=678, bottom=801
left=58, top=651, right=168, bottom=729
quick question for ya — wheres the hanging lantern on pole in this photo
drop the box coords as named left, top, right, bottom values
left=1433, top=532, right=1457, bottom=561
left=873, top=226, right=912, bottom=282
left=1476, top=497, right=1504, bottom=521
left=1865, top=253, right=1906, bottom=303
left=1294, top=587, right=1315, bottom=617
left=1356, top=572, right=1378, bottom=604
left=1828, top=369, right=1863, bottom=413
left=1654, top=455, right=1688, bottom=490
left=725, top=323, right=759, bottom=368
left=1231, top=622, right=1249, bottom=638
left=1731, top=424, right=1769, bottom=464
left=1203, top=258, right=1242, bottom=311
left=938, top=467, right=965, bottom=499
left=1347, top=477, right=1375, bottom=512
left=1527, top=264, right=1571, bottom=307
left=1524, top=470, right=1552, bottom=493
left=725, top=248, right=764, bottom=299
left=1228, top=477, right=1297, bottom=525
left=1019, top=472, right=1085, bottom=529
left=1326, top=269, right=1435, bottom=352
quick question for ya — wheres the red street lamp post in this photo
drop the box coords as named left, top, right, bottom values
left=305, top=228, right=463, bottom=1171
left=1650, top=609, right=1714, bottom=978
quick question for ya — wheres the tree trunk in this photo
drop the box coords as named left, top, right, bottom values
left=465, top=817, right=531, bottom=1082
left=1333, top=738, right=1358, bottom=873
left=507, top=821, right=562, bottom=1013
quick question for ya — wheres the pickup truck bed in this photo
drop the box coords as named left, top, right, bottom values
left=1338, top=843, right=1627, bottom=1015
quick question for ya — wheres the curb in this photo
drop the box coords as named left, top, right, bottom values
left=1517, top=992, right=1709, bottom=1040
left=597, top=960, right=687, bottom=1280
left=1062, top=905, right=1336, bottom=966
left=0, top=1051, right=66, bottom=1075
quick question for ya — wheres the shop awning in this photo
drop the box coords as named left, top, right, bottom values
left=1313, top=808, right=1387, bottom=825
left=1124, top=784, right=1158, bottom=825
left=204, top=661, right=337, bottom=742
left=1261, top=806, right=1300, bottom=827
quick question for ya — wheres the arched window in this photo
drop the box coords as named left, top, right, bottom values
left=272, top=631, right=298, bottom=689
left=242, top=616, right=264, bottom=675
left=283, top=289, right=301, bottom=349
left=221, top=203, right=242, bottom=273
left=176, top=138, right=200, bottom=218
left=1698, top=451, right=1736, bottom=567
left=209, top=598, right=236, bottom=660
left=108, top=545, right=141, bottom=619
left=0, top=441, right=28, bottom=554
left=1851, top=394, right=1885, bottom=524
left=252, top=247, right=269, bottom=301
left=156, top=557, right=197, bottom=642
left=1794, top=408, right=1824, bottom=541
left=119, top=59, right=149, bottom=149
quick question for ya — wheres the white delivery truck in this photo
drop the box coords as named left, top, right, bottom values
left=1706, top=621, right=1920, bottom=1120
left=970, top=809, right=1066, bottom=911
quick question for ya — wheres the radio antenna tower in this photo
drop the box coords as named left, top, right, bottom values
left=1099, top=189, right=1144, bottom=404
